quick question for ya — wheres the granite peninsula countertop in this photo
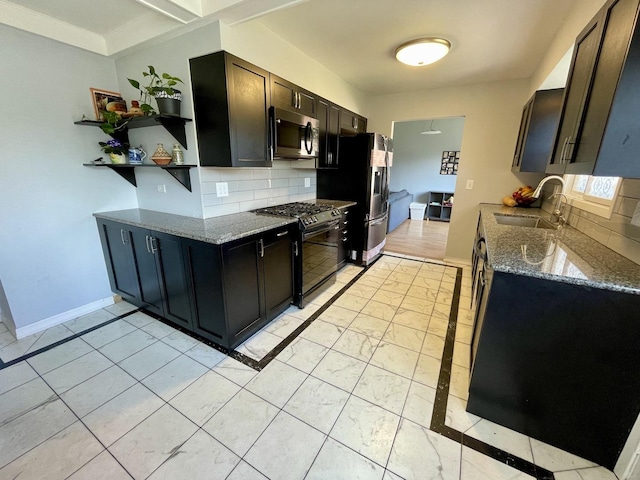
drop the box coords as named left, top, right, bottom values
left=479, top=203, right=640, bottom=294
left=94, top=199, right=357, bottom=245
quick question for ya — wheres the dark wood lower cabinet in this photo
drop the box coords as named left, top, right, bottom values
left=221, top=236, right=264, bottom=346
left=468, top=270, right=640, bottom=470
left=262, top=228, right=295, bottom=321
left=97, top=218, right=295, bottom=350
left=98, top=220, right=194, bottom=329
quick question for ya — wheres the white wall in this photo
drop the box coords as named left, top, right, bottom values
left=113, top=23, right=225, bottom=218
left=113, top=19, right=367, bottom=219
left=0, top=25, right=138, bottom=330
left=390, top=118, right=464, bottom=203
left=220, top=21, right=368, bottom=115
left=367, top=79, right=543, bottom=261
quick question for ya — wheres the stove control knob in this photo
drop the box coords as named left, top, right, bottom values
left=313, top=216, right=318, bottom=222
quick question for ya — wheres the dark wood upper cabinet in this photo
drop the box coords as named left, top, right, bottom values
left=190, top=51, right=272, bottom=167
left=512, top=88, right=563, bottom=173
left=316, top=96, right=341, bottom=168
left=339, top=108, right=367, bottom=136
left=270, top=75, right=316, bottom=118
left=548, top=0, right=640, bottom=177
left=189, top=50, right=367, bottom=169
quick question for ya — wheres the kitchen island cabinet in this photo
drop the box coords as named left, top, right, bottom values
left=468, top=205, right=640, bottom=470
left=95, top=209, right=297, bottom=349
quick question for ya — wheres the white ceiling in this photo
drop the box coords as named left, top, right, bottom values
left=1, top=0, right=577, bottom=96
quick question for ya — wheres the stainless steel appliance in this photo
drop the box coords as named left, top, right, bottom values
left=317, top=133, right=392, bottom=265
left=270, top=107, right=319, bottom=159
left=254, top=202, right=343, bottom=306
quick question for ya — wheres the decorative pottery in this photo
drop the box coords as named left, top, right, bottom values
left=151, top=143, right=172, bottom=165
left=155, top=89, right=181, bottom=117
left=109, top=153, right=127, bottom=164
left=171, top=143, right=184, bottom=165
left=128, top=146, right=147, bottom=165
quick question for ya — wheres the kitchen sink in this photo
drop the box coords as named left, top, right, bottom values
left=494, top=213, right=556, bottom=229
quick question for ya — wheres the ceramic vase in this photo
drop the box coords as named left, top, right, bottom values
left=109, top=153, right=127, bottom=164
left=151, top=143, right=172, bottom=165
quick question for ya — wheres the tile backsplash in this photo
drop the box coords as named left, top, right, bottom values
left=199, top=160, right=317, bottom=218
left=542, top=179, right=640, bottom=265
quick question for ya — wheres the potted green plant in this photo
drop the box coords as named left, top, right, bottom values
left=128, top=66, right=184, bottom=116
left=99, top=138, right=129, bottom=164
left=99, top=110, right=129, bottom=135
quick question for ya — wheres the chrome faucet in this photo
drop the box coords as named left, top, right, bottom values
left=531, top=175, right=567, bottom=226
left=548, top=192, right=568, bottom=226
left=531, top=175, right=565, bottom=198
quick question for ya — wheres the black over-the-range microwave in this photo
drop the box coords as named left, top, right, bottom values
left=270, top=106, right=319, bottom=160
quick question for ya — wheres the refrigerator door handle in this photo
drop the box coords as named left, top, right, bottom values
left=369, top=216, right=387, bottom=226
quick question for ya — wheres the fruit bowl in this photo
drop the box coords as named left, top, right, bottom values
left=512, top=186, right=537, bottom=206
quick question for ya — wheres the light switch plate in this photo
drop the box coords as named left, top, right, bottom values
left=631, top=201, right=640, bottom=227
left=157, top=184, right=166, bottom=193
left=216, top=182, right=229, bottom=197
left=466, top=180, right=474, bottom=190
left=304, top=177, right=311, bottom=188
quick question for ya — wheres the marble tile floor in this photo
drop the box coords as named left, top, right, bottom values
left=0, top=253, right=619, bottom=479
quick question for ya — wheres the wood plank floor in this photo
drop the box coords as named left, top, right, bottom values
left=385, top=218, right=450, bottom=259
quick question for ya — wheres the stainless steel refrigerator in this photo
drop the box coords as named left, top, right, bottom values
left=317, top=133, right=392, bottom=265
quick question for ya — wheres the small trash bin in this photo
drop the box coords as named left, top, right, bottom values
left=409, top=202, right=427, bottom=220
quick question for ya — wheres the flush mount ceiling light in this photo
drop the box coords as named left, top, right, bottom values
left=395, top=38, right=451, bottom=66
left=421, top=119, right=442, bottom=135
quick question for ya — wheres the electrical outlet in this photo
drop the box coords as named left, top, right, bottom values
left=304, top=177, right=311, bottom=188
left=466, top=180, right=474, bottom=190
left=216, top=182, right=229, bottom=197
left=631, top=201, right=640, bottom=227
left=157, top=184, right=166, bottom=193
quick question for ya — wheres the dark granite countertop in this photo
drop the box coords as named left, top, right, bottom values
left=94, top=199, right=357, bottom=245
left=94, top=209, right=297, bottom=245
left=479, top=203, right=640, bottom=294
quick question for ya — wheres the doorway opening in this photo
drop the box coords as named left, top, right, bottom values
left=386, top=117, right=465, bottom=260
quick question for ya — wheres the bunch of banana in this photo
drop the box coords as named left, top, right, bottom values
left=502, top=186, right=536, bottom=207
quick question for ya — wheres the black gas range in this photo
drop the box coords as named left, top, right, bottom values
left=254, top=202, right=343, bottom=230
left=254, top=202, right=343, bottom=307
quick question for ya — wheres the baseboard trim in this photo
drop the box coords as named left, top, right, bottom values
left=444, top=256, right=471, bottom=267
left=15, top=297, right=115, bottom=339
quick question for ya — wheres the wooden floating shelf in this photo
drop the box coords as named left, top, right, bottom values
left=83, top=163, right=196, bottom=192
left=75, top=115, right=192, bottom=149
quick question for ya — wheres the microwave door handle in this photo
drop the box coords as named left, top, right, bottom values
left=304, top=121, right=313, bottom=155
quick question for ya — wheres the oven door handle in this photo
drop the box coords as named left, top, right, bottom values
left=303, top=219, right=341, bottom=239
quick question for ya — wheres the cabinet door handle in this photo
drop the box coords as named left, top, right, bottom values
left=564, top=135, right=574, bottom=163
left=276, top=230, right=288, bottom=237
left=294, top=241, right=299, bottom=256
left=145, top=235, right=151, bottom=253
left=328, top=152, right=332, bottom=165
left=259, top=238, right=264, bottom=258
left=120, top=229, right=127, bottom=245
left=559, top=136, right=570, bottom=164
left=149, top=236, right=158, bottom=254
